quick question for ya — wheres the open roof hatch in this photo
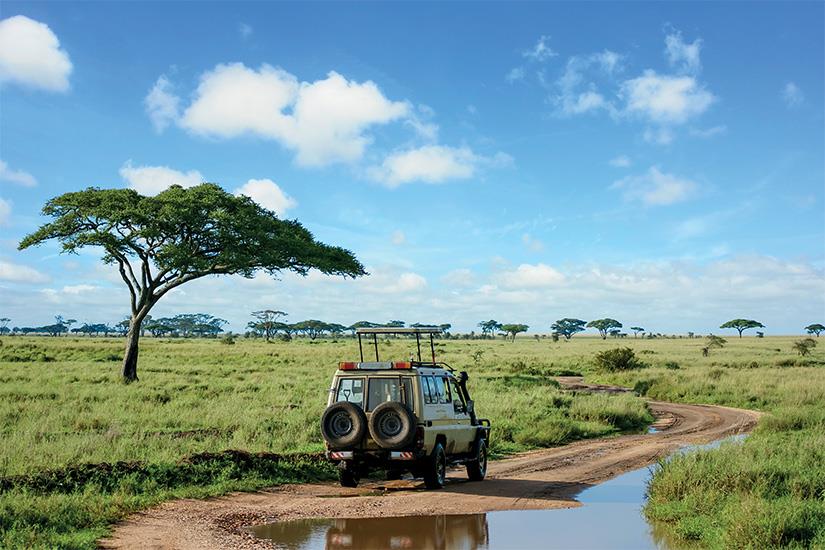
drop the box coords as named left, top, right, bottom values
left=354, top=326, right=442, bottom=364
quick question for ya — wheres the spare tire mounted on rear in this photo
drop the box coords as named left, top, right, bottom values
left=321, top=401, right=367, bottom=450
left=369, top=402, right=417, bottom=449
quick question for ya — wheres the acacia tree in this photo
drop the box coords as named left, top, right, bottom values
left=19, top=184, right=365, bottom=382
left=720, top=319, right=764, bottom=338
left=478, top=320, right=502, bottom=339
left=500, top=323, right=528, bottom=342
left=249, top=310, right=288, bottom=341
left=551, top=318, right=586, bottom=340
left=587, top=318, right=622, bottom=340
left=805, top=324, right=825, bottom=337
left=630, top=326, right=645, bottom=338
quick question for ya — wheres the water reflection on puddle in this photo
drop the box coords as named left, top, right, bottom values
left=249, top=436, right=746, bottom=550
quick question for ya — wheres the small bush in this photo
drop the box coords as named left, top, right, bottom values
left=593, top=347, right=647, bottom=372
left=220, top=334, right=236, bottom=345
left=664, top=361, right=680, bottom=370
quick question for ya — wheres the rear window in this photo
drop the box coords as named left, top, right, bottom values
left=367, top=377, right=404, bottom=411
left=335, top=377, right=364, bottom=408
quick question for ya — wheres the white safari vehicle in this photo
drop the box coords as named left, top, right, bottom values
left=320, top=327, right=491, bottom=489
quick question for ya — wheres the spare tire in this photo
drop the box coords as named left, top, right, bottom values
left=368, top=401, right=417, bottom=449
left=321, top=402, right=367, bottom=450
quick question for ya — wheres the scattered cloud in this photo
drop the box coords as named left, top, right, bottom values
left=496, top=263, right=565, bottom=288
left=441, top=268, right=475, bottom=287
left=0, top=15, right=72, bottom=92
left=238, top=22, right=253, bottom=39
left=621, top=71, right=714, bottom=124
left=0, top=197, right=10, bottom=225
left=609, top=155, right=632, bottom=168
left=523, top=35, right=557, bottom=62
left=611, top=166, right=698, bottom=206
left=144, top=75, right=180, bottom=132
left=690, top=125, right=727, bottom=138
left=553, top=51, right=623, bottom=116
left=664, top=30, right=702, bottom=74
left=119, top=161, right=204, bottom=195
left=234, top=179, right=296, bottom=216
left=368, top=145, right=511, bottom=187
left=159, top=63, right=409, bottom=166
left=390, top=230, right=406, bottom=246
left=505, top=67, right=525, bottom=83
left=643, top=126, right=675, bottom=145
left=782, top=82, right=804, bottom=108
left=0, top=260, right=49, bottom=283
left=0, top=160, right=37, bottom=187
left=521, top=233, right=544, bottom=252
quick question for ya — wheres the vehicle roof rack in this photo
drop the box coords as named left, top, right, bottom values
left=355, top=326, right=442, bottom=363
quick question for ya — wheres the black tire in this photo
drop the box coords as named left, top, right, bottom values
left=368, top=402, right=417, bottom=449
left=321, top=402, right=367, bottom=450
left=423, top=443, right=447, bottom=489
left=466, top=438, right=488, bottom=481
left=339, top=468, right=359, bottom=488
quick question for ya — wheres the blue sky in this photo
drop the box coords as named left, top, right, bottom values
left=1, top=2, right=823, bottom=335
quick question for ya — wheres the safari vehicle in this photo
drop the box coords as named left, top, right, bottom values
left=320, top=327, right=491, bottom=489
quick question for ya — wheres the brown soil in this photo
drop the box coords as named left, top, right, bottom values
left=101, top=382, right=760, bottom=549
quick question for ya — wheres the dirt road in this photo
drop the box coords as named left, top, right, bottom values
left=102, top=385, right=759, bottom=549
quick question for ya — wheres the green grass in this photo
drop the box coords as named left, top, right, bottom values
left=0, top=335, right=655, bottom=548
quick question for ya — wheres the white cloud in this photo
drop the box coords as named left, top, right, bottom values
left=145, top=75, right=180, bottom=133
left=441, top=268, right=475, bottom=287
left=0, top=260, right=49, bottom=283
left=553, top=52, right=623, bottom=116
left=0, top=197, right=10, bottom=225
left=690, top=125, right=727, bottom=138
left=621, top=70, right=714, bottom=124
left=664, top=31, right=702, bottom=74
left=505, top=67, right=525, bottom=83
left=238, top=22, right=253, bottom=39
left=782, top=82, right=804, bottom=108
left=368, top=145, right=511, bottom=187
left=521, top=233, right=544, bottom=252
left=497, top=263, right=564, bottom=288
left=0, top=160, right=37, bottom=186
left=119, top=161, right=204, bottom=195
left=609, top=155, right=631, bottom=168
left=234, top=179, right=296, bottom=216
left=523, top=35, right=557, bottom=61
left=391, top=230, right=406, bottom=246
left=61, top=284, right=98, bottom=294
left=643, top=126, right=675, bottom=145
left=173, top=63, right=409, bottom=166
left=0, top=15, right=72, bottom=92
left=611, top=166, right=698, bottom=206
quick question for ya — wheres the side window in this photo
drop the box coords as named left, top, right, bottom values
left=432, top=377, right=448, bottom=404
left=422, top=376, right=435, bottom=404
left=336, top=378, right=364, bottom=408
left=441, top=377, right=452, bottom=403
left=450, top=379, right=465, bottom=406
left=402, top=377, right=414, bottom=410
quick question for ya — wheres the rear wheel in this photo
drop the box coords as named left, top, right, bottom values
left=423, top=443, right=447, bottom=489
left=466, top=438, right=488, bottom=481
left=339, top=468, right=359, bottom=488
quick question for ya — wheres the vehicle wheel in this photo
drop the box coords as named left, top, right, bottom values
left=339, top=468, right=359, bottom=488
left=368, top=401, right=417, bottom=449
left=423, top=443, right=447, bottom=489
left=466, top=438, right=488, bottom=481
left=321, top=402, right=367, bottom=450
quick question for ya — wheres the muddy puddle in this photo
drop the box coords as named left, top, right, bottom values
left=248, top=435, right=745, bottom=549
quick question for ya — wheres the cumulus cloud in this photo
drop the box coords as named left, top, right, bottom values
left=621, top=71, right=714, bottom=124
left=119, top=161, right=204, bottom=195
left=0, top=197, right=10, bottom=225
left=782, top=82, right=804, bottom=107
left=0, top=260, right=49, bottom=283
left=368, top=145, right=511, bottom=187
left=553, top=51, right=623, bottom=116
left=0, top=159, right=37, bottom=186
left=523, top=35, right=557, bottom=62
left=0, top=15, right=72, bottom=92
left=611, top=166, right=698, bottom=206
left=156, top=64, right=409, bottom=166
left=664, top=30, right=702, bottom=74
left=496, top=263, right=564, bottom=288
left=234, top=178, right=296, bottom=216
left=144, top=75, right=180, bottom=132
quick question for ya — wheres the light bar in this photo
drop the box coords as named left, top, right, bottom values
left=392, top=362, right=412, bottom=369
left=339, top=362, right=358, bottom=370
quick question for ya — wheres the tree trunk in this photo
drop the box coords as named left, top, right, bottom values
left=121, top=326, right=140, bottom=383
left=738, top=329, right=744, bottom=338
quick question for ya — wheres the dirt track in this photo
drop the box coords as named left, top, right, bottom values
left=101, top=382, right=760, bottom=549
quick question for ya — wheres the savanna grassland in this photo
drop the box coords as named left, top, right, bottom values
left=0, top=334, right=823, bottom=548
